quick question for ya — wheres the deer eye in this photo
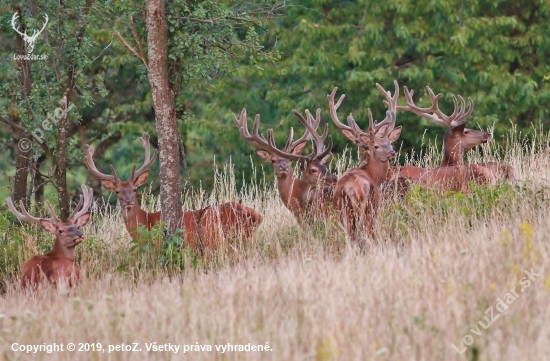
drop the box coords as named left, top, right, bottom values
left=375, top=145, right=379, bottom=149
left=133, top=188, right=137, bottom=192
left=464, top=130, right=469, bottom=134
left=115, top=191, right=119, bottom=194
left=59, top=229, right=63, bottom=233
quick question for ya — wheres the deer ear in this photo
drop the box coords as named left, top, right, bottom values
left=388, top=126, right=402, bottom=142
left=75, top=213, right=90, bottom=227
left=451, top=122, right=467, bottom=133
left=134, top=171, right=150, bottom=187
left=40, top=219, right=57, bottom=233
left=255, top=150, right=272, bottom=162
left=340, top=129, right=357, bottom=143
left=291, top=141, right=308, bottom=155
left=101, top=180, right=117, bottom=191
left=319, top=153, right=331, bottom=165
left=376, top=124, right=389, bottom=137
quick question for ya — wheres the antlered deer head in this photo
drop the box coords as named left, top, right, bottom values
left=11, top=11, right=48, bottom=54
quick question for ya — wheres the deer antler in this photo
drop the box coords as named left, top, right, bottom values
left=232, top=109, right=271, bottom=150
left=84, top=144, right=118, bottom=183
left=84, top=133, right=157, bottom=183
left=266, top=109, right=333, bottom=163
left=327, top=87, right=362, bottom=136
left=68, top=185, right=94, bottom=221
left=329, top=83, right=399, bottom=139
left=7, top=197, right=58, bottom=224
left=233, top=108, right=319, bottom=153
left=398, top=86, right=474, bottom=128
left=33, top=14, right=48, bottom=38
left=129, top=133, right=158, bottom=181
left=373, top=80, right=399, bottom=137
left=11, top=12, right=26, bottom=38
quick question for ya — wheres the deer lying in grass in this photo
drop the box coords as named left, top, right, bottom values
left=265, top=109, right=338, bottom=221
left=328, top=84, right=402, bottom=245
left=232, top=108, right=318, bottom=221
left=387, top=86, right=514, bottom=190
left=84, top=133, right=262, bottom=253
left=7, top=185, right=93, bottom=290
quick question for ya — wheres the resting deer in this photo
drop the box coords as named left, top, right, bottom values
left=232, top=108, right=318, bottom=221
left=265, top=109, right=338, bottom=221
left=7, top=185, right=93, bottom=290
left=84, top=133, right=262, bottom=253
left=328, top=84, right=402, bottom=245
left=388, top=86, right=513, bottom=189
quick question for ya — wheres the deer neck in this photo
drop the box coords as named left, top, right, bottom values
left=441, top=136, right=464, bottom=166
left=276, top=169, right=300, bottom=208
left=49, top=240, right=76, bottom=261
left=120, top=201, right=149, bottom=238
left=361, top=158, right=390, bottom=186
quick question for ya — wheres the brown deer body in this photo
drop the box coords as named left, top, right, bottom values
left=232, top=109, right=313, bottom=220
left=386, top=85, right=511, bottom=191
left=265, top=109, right=338, bottom=221
left=7, top=185, right=93, bottom=290
left=84, top=133, right=262, bottom=253
left=329, top=83, right=402, bottom=244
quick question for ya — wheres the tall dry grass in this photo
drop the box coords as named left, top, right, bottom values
left=1, top=129, right=550, bottom=360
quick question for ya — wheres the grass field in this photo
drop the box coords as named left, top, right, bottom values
left=1, top=130, right=549, bottom=360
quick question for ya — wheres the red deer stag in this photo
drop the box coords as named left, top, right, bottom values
left=84, top=133, right=262, bottom=254
left=388, top=86, right=513, bottom=189
left=232, top=108, right=319, bottom=221
left=265, top=109, right=338, bottom=221
left=7, top=185, right=93, bottom=290
left=328, top=84, right=402, bottom=245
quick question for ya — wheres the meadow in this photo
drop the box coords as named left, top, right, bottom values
left=1, top=129, right=549, bottom=361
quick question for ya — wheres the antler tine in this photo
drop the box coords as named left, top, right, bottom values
left=267, top=128, right=309, bottom=162
left=132, top=133, right=158, bottom=180
left=68, top=195, right=84, bottom=221
left=6, top=198, right=43, bottom=223
left=70, top=185, right=94, bottom=221
left=283, top=108, right=320, bottom=152
left=11, top=12, right=26, bottom=37
left=233, top=109, right=270, bottom=149
left=292, top=109, right=330, bottom=158
left=374, top=80, right=400, bottom=132
left=84, top=144, right=118, bottom=183
left=463, top=97, right=474, bottom=121
left=44, top=201, right=59, bottom=221
left=39, top=14, right=48, bottom=33
left=328, top=87, right=357, bottom=134
left=397, top=86, right=449, bottom=127
left=315, top=135, right=333, bottom=161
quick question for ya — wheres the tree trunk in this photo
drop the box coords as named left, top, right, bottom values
left=56, top=94, right=70, bottom=219
left=56, top=0, right=95, bottom=220
left=12, top=8, right=32, bottom=207
left=32, top=154, right=47, bottom=206
left=146, top=0, right=183, bottom=238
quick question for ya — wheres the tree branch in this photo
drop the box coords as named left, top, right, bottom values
left=115, top=31, right=148, bottom=67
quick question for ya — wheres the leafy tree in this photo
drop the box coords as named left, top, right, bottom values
left=182, top=0, right=550, bottom=188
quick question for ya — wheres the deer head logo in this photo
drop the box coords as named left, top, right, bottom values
left=11, top=11, right=48, bottom=54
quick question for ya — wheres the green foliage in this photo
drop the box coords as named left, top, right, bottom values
left=181, top=0, right=550, bottom=188
left=127, top=224, right=203, bottom=276
left=381, top=181, right=550, bottom=242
